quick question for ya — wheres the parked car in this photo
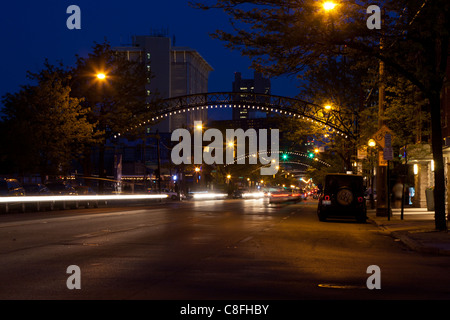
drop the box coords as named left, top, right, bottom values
left=22, top=183, right=55, bottom=211
left=45, top=182, right=79, bottom=209
left=74, top=186, right=99, bottom=208
left=0, top=178, right=26, bottom=213
left=317, top=173, right=367, bottom=223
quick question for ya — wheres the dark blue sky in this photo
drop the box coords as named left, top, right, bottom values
left=0, top=1, right=299, bottom=112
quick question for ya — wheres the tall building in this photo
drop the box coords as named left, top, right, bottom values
left=111, top=35, right=213, bottom=183
left=115, top=35, right=213, bottom=133
left=232, top=71, right=271, bottom=120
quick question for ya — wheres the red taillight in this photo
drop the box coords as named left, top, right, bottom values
left=324, top=195, right=330, bottom=201
left=358, top=196, right=363, bottom=203
left=272, top=193, right=289, bottom=197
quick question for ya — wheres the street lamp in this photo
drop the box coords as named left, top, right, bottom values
left=368, top=139, right=376, bottom=147
left=96, top=73, right=106, bottom=80
left=324, top=104, right=332, bottom=111
left=323, top=1, right=337, bottom=11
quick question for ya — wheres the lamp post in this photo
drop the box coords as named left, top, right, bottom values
left=95, top=72, right=107, bottom=194
left=368, top=139, right=376, bottom=209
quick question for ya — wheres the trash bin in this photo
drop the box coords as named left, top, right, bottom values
left=425, top=186, right=435, bottom=211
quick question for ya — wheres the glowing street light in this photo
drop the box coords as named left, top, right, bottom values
left=368, top=139, right=376, bottom=147
left=96, top=73, right=106, bottom=80
left=323, top=1, right=337, bottom=11
left=324, top=104, right=332, bottom=111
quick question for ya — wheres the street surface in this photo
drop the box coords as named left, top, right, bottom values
left=0, top=198, right=449, bottom=300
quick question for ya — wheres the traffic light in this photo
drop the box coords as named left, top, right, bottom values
left=307, top=152, right=314, bottom=159
left=282, top=153, right=288, bottom=160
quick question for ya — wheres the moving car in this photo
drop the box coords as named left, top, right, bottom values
left=160, top=188, right=186, bottom=200
left=317, top=173, right=367, bottom=223
left=269, top=188, right=303, bottom=204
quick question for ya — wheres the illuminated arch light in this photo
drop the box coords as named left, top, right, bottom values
left=119, top=100, right=351, bottom=140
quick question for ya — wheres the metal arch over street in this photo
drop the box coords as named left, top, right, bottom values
left=225, top=150, right=332, bottom=168
left=119, top=92, right=354, bottom=139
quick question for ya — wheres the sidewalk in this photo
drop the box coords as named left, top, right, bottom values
left=367, top=207, right=450, bottom=256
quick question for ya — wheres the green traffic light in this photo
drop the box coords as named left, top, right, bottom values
left=282, top=153, right=288, bottom=160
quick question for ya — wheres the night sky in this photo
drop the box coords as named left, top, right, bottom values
left=0, top=0, right=300, bottom=120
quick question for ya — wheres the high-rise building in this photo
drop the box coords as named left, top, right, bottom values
left=232, top=71, right=271, bottom=120
left=115, top=35, right=213, bottom=133
left=111, top=35, right=213, bottom=182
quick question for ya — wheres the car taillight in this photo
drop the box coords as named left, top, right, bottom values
left=324, top=195, right=330, bottom=201
left=273, top=193, right=289, bottom=197
left=358, top=196, right=363, bottom=203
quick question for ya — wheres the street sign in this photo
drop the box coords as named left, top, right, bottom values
left=372, top=125, right=394, bottom=148
left=378, top=151, right=388, bottom=166
left=357, top=147, right=367, bottom=159
left=385, top=133, right=392, bottom=148
left=383, top=147, right=393, bottom=160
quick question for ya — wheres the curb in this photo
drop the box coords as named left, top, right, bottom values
left=368, top=218, right=450, bottom=256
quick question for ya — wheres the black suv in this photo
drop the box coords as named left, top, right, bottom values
left=317, top=174, right=367, bottom=223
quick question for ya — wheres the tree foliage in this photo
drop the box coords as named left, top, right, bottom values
left=192, top=0, right=450, bottom=230
left=0, top=61, right=96, bottom=177
left=70, top=42, right=155, bottom=141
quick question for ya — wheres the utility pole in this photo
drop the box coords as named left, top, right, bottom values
left=376, top=57, right=389, bottom=217
left=148, top=131, right=162, bottom=195
left=156, top=130, right=162, bottom=194
left=376, top=8, right=389, bottom=217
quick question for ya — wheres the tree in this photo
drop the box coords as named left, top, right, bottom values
left=0, top=61, right=96, bottom=178
left=70, top=42, right=158, bottom=191
left=193, top=0, right=450, bottom=230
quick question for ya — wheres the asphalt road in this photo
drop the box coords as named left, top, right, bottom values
left=0, top=198, right=449, bottom=300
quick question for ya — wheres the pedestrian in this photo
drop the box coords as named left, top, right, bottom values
left=392, top=180, right=403, bottom=208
